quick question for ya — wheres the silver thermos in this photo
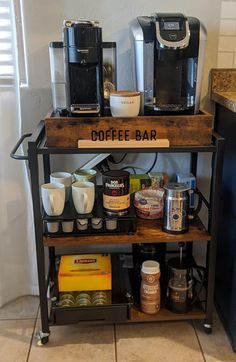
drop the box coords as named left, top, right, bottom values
left=163, top=183, right=191, bottom=234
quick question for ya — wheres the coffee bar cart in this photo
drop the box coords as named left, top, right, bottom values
left=11, top=112, right=224, bottom=345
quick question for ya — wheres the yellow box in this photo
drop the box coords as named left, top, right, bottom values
left=58, top=254, right=112, bottom=292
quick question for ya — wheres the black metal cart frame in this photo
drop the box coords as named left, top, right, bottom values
left=11, top=120, right=225, bottom=345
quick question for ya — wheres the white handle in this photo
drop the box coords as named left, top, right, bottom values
left=82, top=192, right=88, bottom=213
left=49, top=194, right=55, bottom=214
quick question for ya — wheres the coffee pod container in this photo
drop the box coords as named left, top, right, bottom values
left=103, top=170, right=130, bottom=216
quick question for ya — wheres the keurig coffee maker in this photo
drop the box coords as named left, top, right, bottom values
left=130, top=13, right=207, bottom=115
left=63, top=20, right=104, bottom=116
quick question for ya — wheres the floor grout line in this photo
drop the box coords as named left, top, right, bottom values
left=114, top=324, right=118, bottom=362
left=26, top=303, right=40, bottom=362
left=192, top=320, right=207, bottom=362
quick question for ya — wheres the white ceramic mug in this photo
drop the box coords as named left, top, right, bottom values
left=50, top=172, right=72, bottom=201
left=72, top=181, right=95, bottom=214
left=41, top=182, right=65, bottom=216
left=72, top=169, right=97, bottom=185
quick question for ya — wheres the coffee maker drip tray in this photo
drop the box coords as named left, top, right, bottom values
left=71, top=103, right=100, bottom=115
left=145, top=103, right=195, bottom=115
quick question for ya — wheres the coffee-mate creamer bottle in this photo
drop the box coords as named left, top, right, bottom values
left=140, top=260, right=161, bottom=314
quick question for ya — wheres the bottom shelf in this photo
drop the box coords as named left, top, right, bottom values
left=49, top=253, right=206, bottom=326
left=129, top=304, right=206, bottom=323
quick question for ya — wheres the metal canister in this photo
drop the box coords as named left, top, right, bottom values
left=163, top=182, right=190, bottom=234
left=103, top=170, right=130, bottom=215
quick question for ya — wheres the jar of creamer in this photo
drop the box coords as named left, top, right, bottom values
left=140, top=260, right=161, bottom=314
left=103, top=170, right=130, bottom=215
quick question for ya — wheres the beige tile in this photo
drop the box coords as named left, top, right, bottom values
left=0, top=319, right=35, bottom=362
left=0, top=295, right=39, bottom=320
left=116, top=321, right=204, bottom=362
left=194, top=311, right=236, bottom=362
left=29, top=320, right=115, bottom=361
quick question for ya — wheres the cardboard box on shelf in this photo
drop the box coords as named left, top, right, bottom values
left=58, top=254, right=112, bottom=292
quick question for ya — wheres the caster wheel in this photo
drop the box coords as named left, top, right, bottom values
left=36, top=331, right=50, bottom=346
left=37, top=336, right=49, bottom=346
left=203, top=324, right=212, bottom=334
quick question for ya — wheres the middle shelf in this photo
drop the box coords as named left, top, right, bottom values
left=43, top=217, right=210, bottom=247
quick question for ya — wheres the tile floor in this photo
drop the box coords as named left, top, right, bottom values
left=0, top=296, right=236, bottom=362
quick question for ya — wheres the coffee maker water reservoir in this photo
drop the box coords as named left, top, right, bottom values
left=130, top=13, right=207, bottom=115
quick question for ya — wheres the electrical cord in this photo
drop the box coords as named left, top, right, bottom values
left=145, top=153, right=158, bottom=174
left=108, top=153, right=127, bottom=164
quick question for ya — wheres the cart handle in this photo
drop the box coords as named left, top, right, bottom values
left=10, top=133, right=32, bottom=160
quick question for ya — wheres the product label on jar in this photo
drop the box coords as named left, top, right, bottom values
left=142, top=283, right=159, bottom=295
left=103, top=194, right=130, bottom=211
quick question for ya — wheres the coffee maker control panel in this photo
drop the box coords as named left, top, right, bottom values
left=155, top=13, right=190, bottom=49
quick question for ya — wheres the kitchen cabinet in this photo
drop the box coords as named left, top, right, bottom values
left=11, top=118, right=224, bottom=345
left=212, top=103, right=236, bottom=352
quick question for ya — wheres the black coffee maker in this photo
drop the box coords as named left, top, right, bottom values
left=130, top=13, right=207, bottom=115
left=63, top=20, right=104, bottom=116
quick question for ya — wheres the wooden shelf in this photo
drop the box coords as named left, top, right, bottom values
left=129, top=305, right=206, bottom=322
left=43, top=218, right=210, bottom=247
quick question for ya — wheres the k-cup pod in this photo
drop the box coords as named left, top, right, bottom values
left=105, top=218, right=117, bottom=230
left=61, top=220, right=74, bottom=233
left=91, top=218, right=103, bottom=230
left=76, top=218, right=88, bottom=231
left=46, top=221, right=59, bottom=233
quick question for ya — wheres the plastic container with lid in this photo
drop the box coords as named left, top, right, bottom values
left=140, top=260, right=161, bottom=314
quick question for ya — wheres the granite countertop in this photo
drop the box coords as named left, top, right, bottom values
left=210, top=69, right=236, bottom=113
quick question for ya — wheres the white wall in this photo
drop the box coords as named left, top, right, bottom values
left=218, top=0, right=236, bottom=67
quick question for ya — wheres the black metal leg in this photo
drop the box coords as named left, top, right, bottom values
left=28, top=141, right=50, bottom=345
left=204, top=135, right=225, bottom=331
left=43, top=154, right=51, bottom=183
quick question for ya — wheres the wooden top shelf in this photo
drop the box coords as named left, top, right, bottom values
left=43, top=218, right=210, bottom=247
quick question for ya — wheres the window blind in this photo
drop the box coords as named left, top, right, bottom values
left=0, top=0, right=14, bottom=85
left=0, top=0, right=27, bottom=86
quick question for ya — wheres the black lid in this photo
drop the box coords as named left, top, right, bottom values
left=167, top=257, right=192, bottom=270
left=49, top=41, right=63, bottom=48
left=103, top=170, right=130, bottom=178
left=102, top=42, right=117, bottom=48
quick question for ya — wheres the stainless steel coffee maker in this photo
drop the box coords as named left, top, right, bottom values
left=163, top=182, right=202, bottom=234
left=130, top=13, right=207, bottom=115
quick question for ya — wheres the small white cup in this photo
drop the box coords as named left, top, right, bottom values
left=109, top=91, right=140, bottom=117
left=41, top=183, right=65, bottom=216
left=50, top=172, right=72, bottom=202
left=72, top=181, right=95, bottom=214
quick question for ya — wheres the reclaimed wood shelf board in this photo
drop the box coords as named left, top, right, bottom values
left=44, top=111, right=213, bottom=148
left=43, top=218, right=210, bottom=247
left=129, top=305, right=206, bottom=322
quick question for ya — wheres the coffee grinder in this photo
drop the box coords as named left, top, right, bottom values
left=63, top=20, right=104, bottom=116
